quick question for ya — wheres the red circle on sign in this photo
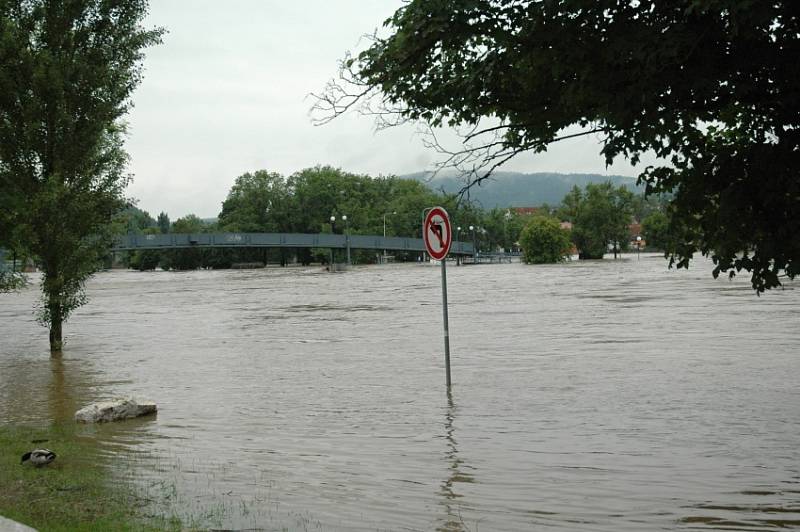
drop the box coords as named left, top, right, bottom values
left=423, top=207, right=452, bottom=260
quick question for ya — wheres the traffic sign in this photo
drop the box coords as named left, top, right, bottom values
left=423, top=206, right=454, bottom=389
left=423, top=207, right=452, bottom=261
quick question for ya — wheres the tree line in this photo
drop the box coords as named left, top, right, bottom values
left=115, top=166, right=671, bottom=270
left=116, top=166, right=525, bottom=270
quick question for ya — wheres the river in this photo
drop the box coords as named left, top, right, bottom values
left=1, top=255, right=798, bottom=531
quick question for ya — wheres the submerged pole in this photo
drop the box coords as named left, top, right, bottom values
left=441, top=258, right=451, bottom=388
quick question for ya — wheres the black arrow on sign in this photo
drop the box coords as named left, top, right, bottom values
left=429, top=221, right=446, bottom=248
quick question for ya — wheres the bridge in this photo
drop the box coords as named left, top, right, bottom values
left=112, top=232, right=475, bottom=256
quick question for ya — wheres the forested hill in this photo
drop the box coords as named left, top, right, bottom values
left=405, top=171, right=643, bottom=208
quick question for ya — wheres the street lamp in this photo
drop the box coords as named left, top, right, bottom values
left=455, top=226, right=462, bottom=266
left=342, top=214, right=351, bottom=265
left=503, top=210, right=512, bottom=253
left=469, top=225, right=476, bottom=262
left=382, top=211, right=396, bottom=264
left=329, top=215, right=336, bottom=269
left=636, top=235, right=642, bottom=260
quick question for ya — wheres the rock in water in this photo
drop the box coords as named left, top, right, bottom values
left=0, top=515, right=37, bottom=532
left=75, top=397, right=157, bottom=423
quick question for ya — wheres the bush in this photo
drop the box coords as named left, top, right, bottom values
left=0, top=270, right=27, bottom=292
left=520, top=217, right=572, bottom=264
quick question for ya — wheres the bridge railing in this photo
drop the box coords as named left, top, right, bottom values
left=112, top=232, right=475, bottom=255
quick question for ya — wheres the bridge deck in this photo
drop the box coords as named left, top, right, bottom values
left=112, top=233, right=475, bottom=255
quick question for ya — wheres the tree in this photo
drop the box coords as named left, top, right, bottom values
left=111, top=205, right=155, bottom=239
left=566, top=183, right=634, bottom=260
left=161, top=215, right=206, bottom=271
left=0, top=1, right=162, bottom=351
left=218, top=171, right=293, bottom=266
left=519, top=216, right=572, bottom=264
left=0, top=270, right=26, bottom=291
left=219, top=170, right=291, bottom=233
left=157, top=212, right=171, bottom=234
left=480, top=208, right=515, bottom=252
left=128, top=228, right=161, bottom=271
left=1, top=244, right=26, bottom=291
left=288, top=166, right=353, bottom=235
left=631, top=194, right=669, bottom=224
left=0, top=208, right=30, bottom=281
left=383, top=178, right=448, bottom=239
left=317, top=1, right=799, bottom=292
left=557, top=186, right=583, bottom=224
left=642, top=211, right=671, bottom=252
left=109, top=205, right=155, bottom=269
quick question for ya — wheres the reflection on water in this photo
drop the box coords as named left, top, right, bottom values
left=0, top=348, right=100, bottom=426
left=1, top=256, right=799, bottom=530
left=681, top=494, right=800, bottom=529
left=48, top=356, right=70, bottom=423
left=438, top=391, right=476, bottom=532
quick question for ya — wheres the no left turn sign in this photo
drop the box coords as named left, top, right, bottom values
left=423, top=207, right=452, bottom=261
left=423, top=205, right=454, bottom=388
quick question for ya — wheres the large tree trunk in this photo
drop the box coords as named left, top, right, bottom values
left=49, top=316, right=63, bottom=354
left=45, top=269, right=64, bottom=354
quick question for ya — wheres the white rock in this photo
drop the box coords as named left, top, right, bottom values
left=75, top=397, right=157, bottom=423
left=0, top=515, right=38, bottom=531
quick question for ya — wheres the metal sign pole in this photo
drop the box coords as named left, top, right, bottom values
left=424, top=206, right=453, bottom=390
left=441, top=257, right=452, bottom=388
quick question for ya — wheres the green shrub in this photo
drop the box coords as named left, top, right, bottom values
left=520, top=216, right=572, bottom=264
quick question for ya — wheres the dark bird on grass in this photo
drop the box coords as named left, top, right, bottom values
left=21, top=449, right=56, bottom=467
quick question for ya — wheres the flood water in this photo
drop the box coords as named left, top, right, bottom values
left=1, top=255, right=799, bottom=531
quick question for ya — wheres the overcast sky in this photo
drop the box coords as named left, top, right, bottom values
left=126, top=1, right=648, bottom=219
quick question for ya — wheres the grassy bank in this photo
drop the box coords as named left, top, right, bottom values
left=0, top=423, right=181, bottom=531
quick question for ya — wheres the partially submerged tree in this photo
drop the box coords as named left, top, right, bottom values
left=0, top=1, right=162, bottom=351
left=0, top=270, right=26, bottom=291
left=0, top=242, right=26, bottom=292
left=160, top=215, right=206, bottom=271
left=641, top=211, right=672, bottom=252
left=519, top=216, right=572, bottom=265
left=314, top=1, right=799, bottom=292
left=560, top=183, right=634, bottom=260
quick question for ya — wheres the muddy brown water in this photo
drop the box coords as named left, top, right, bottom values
left=1, top=255, right=799, bottom=530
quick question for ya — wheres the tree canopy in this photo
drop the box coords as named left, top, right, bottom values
left=318, top=0, right=799, bottom=292
left=641, top=211, right=671, bottom=252
left=219, top=170, right=291, bottom=233
left=519, top=216, right=572, bottom=265
left=559, top=183, right=634, bottom=260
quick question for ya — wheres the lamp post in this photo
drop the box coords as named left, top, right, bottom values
left=469, top=225, right=476, bottom=262
left=636, top=235, right=642, bottom=260
left=504, top=210, right=512, bottom=253
left=329, top=215, right=336, bottom=269
left=455, top=226, right=462, bottom=266
left=382, top=211, right=396, bottom=264
left=342, top=214, right=351, bottom=265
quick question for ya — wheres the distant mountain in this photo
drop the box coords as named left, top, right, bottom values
left=405, top=171, right=643, bottom=208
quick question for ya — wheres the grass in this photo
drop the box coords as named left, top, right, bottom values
left=0, top=423, right=182, bottom=531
